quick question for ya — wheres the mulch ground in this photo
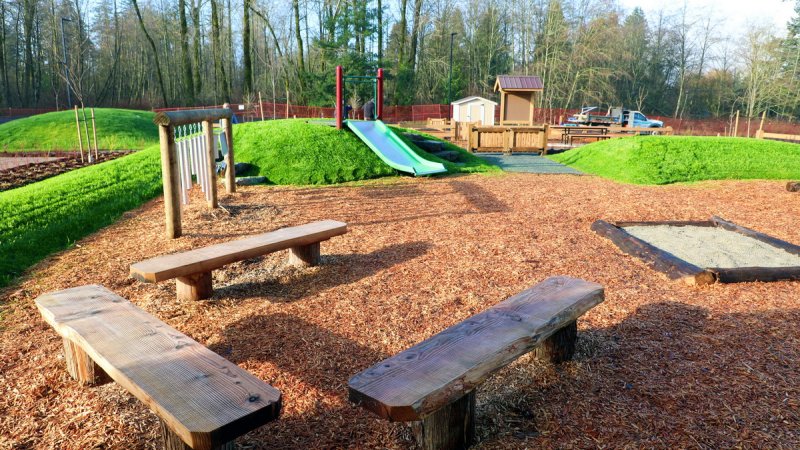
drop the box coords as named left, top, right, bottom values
left=0, top=151, right=131, bottom=192
left=1, top=172, right=799, bottom=449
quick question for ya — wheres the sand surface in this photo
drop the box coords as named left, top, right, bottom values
left=623, top=225, right=800, bottom=268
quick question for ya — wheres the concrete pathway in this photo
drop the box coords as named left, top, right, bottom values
left=478, top=153, right=583, bottom=175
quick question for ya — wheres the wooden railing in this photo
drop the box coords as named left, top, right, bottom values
left=466, top=125, right=549, bottom=154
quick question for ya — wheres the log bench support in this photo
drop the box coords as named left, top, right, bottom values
left=130, top=220, right=348, bottom=301
left=348, top=277, right=604, bottom=450
left=63, top=338, right=111, bottom=386
left=176, top=272, right=214, bottom=301
left=35, top=285, right=282, bottom=450
left=288, top=242, right=321, bottom=267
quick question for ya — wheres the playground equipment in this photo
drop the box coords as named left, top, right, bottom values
left=174, top=124, right=229, bottom=206
left=153, top=108, right=235, bottom=239
left=335, top=66, right=446, bottom=176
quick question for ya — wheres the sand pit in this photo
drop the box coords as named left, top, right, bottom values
left=623, top=225, right=800, bottom=269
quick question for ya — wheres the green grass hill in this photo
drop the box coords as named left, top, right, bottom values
left=233, top=119, right=498, bottom=184
left=0, top=108, right=158, bottom=151
left=550, top=136, right=800, bottom=184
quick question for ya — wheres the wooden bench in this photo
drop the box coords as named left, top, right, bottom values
left=130, top=220, right=348, bottom=301
left=348, top=276, right=604, bottom=449
left=568, top=133, right=611, bottom=145
left=35, top=285, right=281, bottom=450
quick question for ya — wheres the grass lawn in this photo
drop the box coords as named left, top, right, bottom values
left=0, top=108, right=158, bottom=151
left=233, top=119, right=498, bottom=184
left=550, top=136, right=800, bottom=184
left=0, top=146, right=162, bottom=288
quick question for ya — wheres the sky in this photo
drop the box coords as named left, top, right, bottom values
left=618, top=0, right=796, bottom=37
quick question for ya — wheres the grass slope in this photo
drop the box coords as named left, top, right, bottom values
left=234, top=119, right=497, bottom=184
left=0, top=146, right=162, bottom=287
left=0, top=108, right=158, bottom=151
left=550, top=136, right=800, bottom=184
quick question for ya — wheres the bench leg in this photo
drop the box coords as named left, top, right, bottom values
left=160, top=419, right=234, bottom=450
left=63, top=338, right=111, bottom=386
left=535, top=320, right=577, bottom=364
left=288, top=242, right=321, bottom=267
left=176, top=272, right=213, bottom=301
left=411, top=391, right=475, bottom=450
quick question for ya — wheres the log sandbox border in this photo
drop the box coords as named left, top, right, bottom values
left=591, top=216, right=800, bottom=285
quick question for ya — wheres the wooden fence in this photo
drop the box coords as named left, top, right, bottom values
left=466, top=125, right=549, bottom=154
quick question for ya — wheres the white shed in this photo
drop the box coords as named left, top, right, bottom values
left=451, top=96, right=497, bottom=126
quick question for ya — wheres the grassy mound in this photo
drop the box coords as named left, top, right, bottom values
left=550, top=136, right=800, bottom=184
left=0, top=108, right=158, bottom=151
left=233, top=119, right=498, bottom=184
left=0, top=146, right=162, bottom=287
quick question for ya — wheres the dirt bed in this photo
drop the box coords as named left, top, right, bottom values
left=1, top=173, right=799, bottom=449
left=0, top=151, right=131, bottom=192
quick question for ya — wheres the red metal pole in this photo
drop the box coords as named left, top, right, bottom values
left=376, top=68, right=383, bottom=121
left=336, top=65, right=343, bottom=129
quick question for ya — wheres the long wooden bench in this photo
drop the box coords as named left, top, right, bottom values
left=130, top=220, right=348, bottom=301
left=348, top=276, right=604, bottom=449
left=35, top=285, right=281, bottom=450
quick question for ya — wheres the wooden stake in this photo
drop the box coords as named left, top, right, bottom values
left=756, top=110, right=766, bottom=139
left=81, top=106, right=92, bottom=162
left=202, top=120, right=218, bottom=209
left=74, top=105, right=84, bottom=163
left=159, top=125, right=182, bottom=239
left=258, top=91, right=265, bottom=121
left=733, top=110, right=740, bottom=137
left=91, top=108, right=99, bottom=159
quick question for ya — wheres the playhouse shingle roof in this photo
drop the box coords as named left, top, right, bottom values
left=494, top=75, right=544, bottom=91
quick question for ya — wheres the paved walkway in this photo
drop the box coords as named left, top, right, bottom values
left=0, top=156, right=63, bottom=171
left=478, top=153, right=583, bottom=175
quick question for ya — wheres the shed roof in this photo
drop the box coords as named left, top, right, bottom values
left=451, top=95, right=498, bottom=106
left=494, top=75, right=544, bottom=91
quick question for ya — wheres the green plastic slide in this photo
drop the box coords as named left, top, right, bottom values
left=346, top=120, right=447, bottom=176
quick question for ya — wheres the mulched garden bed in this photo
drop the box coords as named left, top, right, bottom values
left=0, top=151, right=132, bottom=191
left=1, top=173, right=799, bottom=448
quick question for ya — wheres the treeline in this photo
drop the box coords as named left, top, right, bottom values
left=2, top=0, right=800, bottom=121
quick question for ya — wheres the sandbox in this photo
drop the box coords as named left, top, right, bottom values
left=592, top=216, right=800, bottom=285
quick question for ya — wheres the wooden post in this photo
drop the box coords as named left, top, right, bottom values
left=258, top=91, right=265, bottom=121
left=733, top=110, right=740, bottom=137
left=176, top=272, right=213, bottom=301
left=288, top=242, right=321, bottom=267
left=540, top=124, right=549, bottom=155
left=63, top=338, right=111, bottom=385
left=221, top=103, right=235, bottom=194
left=504, top=128, right=513, bottom=154
left=202, top=120, right=218, bottom=209
left=411, top=391, right=476, bottom=450
left=74, top=105, right=84, bottom=163
left=499, top=91, right=505, bottom=126
left=81, top=106, right=92, bottom=162
left=756, top=110, right=766, bottom=139
left=534, top=320, right=577, bottom=363
left=90, top=108, right=99, bottom=160
left=159, top=124, right=182, bottom=239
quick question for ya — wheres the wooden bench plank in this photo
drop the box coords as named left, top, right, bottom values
left=348, top=276, right=603, bottom=422
left=35, top=285, right=281, bottom=450
left=130, top=220, right=347, bottom=282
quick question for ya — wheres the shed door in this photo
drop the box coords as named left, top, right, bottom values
left=469, top=104, right=482, bottom=124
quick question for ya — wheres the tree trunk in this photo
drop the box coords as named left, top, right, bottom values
left=130, top=0, right=169, bottom=107
left=21, top=0, right=35, bottom=104
left=408, top=0, right=423, bottom=71
left=243, top=0, right=252, bottom=95
left=179, top=0, right=195, bottom=103
left=211, top=0, right=230, bottom=101
left=293, top=0, right=305, bottom=73
left=377, top=0, right=383, bottom=63
left=191, top=0, right=202, bottom=96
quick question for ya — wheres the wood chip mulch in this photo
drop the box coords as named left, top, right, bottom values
left=1, top=172, right=799, bottom=449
